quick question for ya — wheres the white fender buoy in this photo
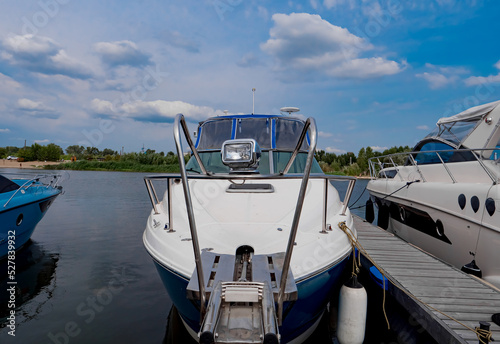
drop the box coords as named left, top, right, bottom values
left=337, top=275, right=367, bottom=344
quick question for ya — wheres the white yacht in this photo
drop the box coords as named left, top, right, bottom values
left=143, top=110, right=357, bottom=343
left=367, top=100, right=500, bottom=286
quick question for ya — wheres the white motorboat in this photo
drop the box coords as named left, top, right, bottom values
left=143, top=109, right=357, bottom=343
left=367, top=100, right=500, bottom=286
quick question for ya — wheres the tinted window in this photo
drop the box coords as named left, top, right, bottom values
left=413, top=141, right=474, bottom=164
left=0, top=175, right=20, bottom=193
left=197, top=120, right=232, bottom=150
left=235, top=118, right=271, bottom=149
left=275, top=119, right=308, bottom=150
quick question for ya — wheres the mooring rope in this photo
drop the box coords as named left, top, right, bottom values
left=338, top=221, right=495, bottom=343
left=349, top=180, right=420, bottom=211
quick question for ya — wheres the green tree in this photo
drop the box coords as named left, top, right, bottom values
left=42, top=143, right=63, bottom=161
left=102, top=148, right=117, bottom=156
left=66, top=145, right=85, bottom=159
left=17, top=146, right=34, bottom=161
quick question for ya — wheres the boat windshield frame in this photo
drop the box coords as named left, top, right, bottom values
left=423, top=117, right=482, bottom=149
left=189, top=115, right=320, bottom=174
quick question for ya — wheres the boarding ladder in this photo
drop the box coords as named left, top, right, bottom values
left=186, top=250, right=297, bottom=343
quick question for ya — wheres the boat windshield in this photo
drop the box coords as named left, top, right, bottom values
left=0, top=175, right=20, bottom=194
left=195, top=117, right=309, bottom=151
left=424, top=118, right=481, bottom=147
left=188, top=115, right=321, bottom=174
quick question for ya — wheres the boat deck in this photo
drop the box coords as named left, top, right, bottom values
left=353, top=215, right=500, bottom=344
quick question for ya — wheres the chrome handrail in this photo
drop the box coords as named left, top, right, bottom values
left=277, top=117, right=315, bottom=324
left=173, top=114, right=207, bottom=320
left=145, top=114, right=357, bottom=326
left=369, top=148, right=499, bottom=184
left=3, top=174, right=62, bottom=208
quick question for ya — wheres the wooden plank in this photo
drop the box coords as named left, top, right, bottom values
left=425, top=297, right=500, bottom=306
left=352, top=215, right=500, bottom=344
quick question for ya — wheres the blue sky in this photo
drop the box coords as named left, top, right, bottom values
left=1, top=0, right=500, bottom=155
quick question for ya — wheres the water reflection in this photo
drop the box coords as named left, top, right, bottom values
left=0, top=240, right=59, bottom=325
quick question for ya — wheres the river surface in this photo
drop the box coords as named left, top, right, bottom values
left=0, top=169, right=395, bottom=344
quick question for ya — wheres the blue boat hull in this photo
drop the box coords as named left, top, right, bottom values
left=152, top=255, right=349, bottom=343
left=0, top=187, right=61, bottom=259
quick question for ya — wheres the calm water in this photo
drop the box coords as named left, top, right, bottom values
left=0, top=169, right=415, bottom=344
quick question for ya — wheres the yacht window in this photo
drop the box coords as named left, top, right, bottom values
left=275, top=119, right=309, bottom=150
left=235, top=118, right=271, bottom=149
left=197, top=120, right=232, bottom=150
left=413, top=141, right=475, bottom=164
left=0, top=175, right=20, bottom=193
left=426, top=118, right=481, bottom=146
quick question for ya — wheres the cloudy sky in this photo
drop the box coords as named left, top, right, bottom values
left=1, top=0, right=499, bottom=154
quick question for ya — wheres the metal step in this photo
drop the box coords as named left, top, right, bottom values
left=187, top=251, right=297, bottom=343
left=186, top=251, right=297, bottom=302
left=199, top=281, right=279, bottom=344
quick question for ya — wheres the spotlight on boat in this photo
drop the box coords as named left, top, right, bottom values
left=221, top=139, right=261, bottom=173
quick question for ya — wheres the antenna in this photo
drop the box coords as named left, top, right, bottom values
left=280, top=107, right=300, bottom=115
left=252, top=88, right=256, bottom=114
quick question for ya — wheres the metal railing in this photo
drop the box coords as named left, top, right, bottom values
left=368, top=148, right=499, bottom=185
left=3, top=174, right=62, bottom=208
left=144, top=113, right=357, bottom=325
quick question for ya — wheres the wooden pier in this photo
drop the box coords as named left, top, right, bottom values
left=353, top=215, right=500, bottom=344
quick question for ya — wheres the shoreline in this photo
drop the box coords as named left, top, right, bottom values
left=0, top=159, right=63, bottom=169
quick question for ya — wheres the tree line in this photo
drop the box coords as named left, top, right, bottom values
left=315, top=145, right=412, bottom=176
left=1, top=143, right=412, bottom=175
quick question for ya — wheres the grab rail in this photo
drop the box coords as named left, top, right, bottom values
left=173, top=114, right=208, bottom=320
left=277, top=117, right=315, bottom=325
left=145, top=114, right=357, bottom=325
left=369, top=148, right=498, bottom=185
left=3, top=174, right=62, bottom=208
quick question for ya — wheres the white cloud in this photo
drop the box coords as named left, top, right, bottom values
left=3, top=34, right=59, bottom=56
left=261, top=13, right=403, bottom=80
left=0, top=73, right=22, bottom=92
left=325, top=146, right=346, bottom=154
left=94, top=40, right=152, bottom=67
left=91, top=99, right=223, bottom=122
left=0, top=129, right=10, bottom=133
left=370, top=146, right=388, bottom=152
left=318, top=131, right=333, bottom=138
left=417, top=63, right=471, bottom=88
left=1, top=34, right=92, bottom=79
left=17, top=98, right=49, bottom=111
left=34, top=139, right=50, bottom=144
left=464, top=59, right=500, bottom=86
left=416, top=72, right=454, bottom=89
left=16, top=98, right=59, bottom=119
left=417, top=125, right=430, bottom=130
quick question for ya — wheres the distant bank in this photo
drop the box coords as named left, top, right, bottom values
left=42, top=160, right=181, bottom=173
left=1, top=159, right=62, bottom=169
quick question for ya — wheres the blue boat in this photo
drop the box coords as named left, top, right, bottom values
left=0, top=173, right=62, bottom=259
left=143, top=109, right=357, bottom=343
